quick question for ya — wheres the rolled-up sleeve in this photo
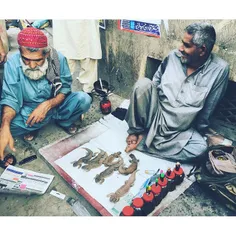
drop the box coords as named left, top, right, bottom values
left=57, top=52, right=72, bottom=95
left=0, top=57, right=22, bottom=113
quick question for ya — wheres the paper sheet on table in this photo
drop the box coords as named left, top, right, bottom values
left=55, top=103, right=194, bottom=216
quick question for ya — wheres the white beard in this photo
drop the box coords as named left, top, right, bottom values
left=20, top=58, right=48, bottom=80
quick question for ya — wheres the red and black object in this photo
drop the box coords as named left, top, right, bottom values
left=142, top=191, right=155, bottom=215
left=100, top=96, right=111, bottom=115
left=158, top=172, right=168, bottom=198
left=0, top=153, right=17, bottom=169
left=173, top=162, right=185, bottom=185
left=120, top=205, right=135, bottom=216
left=165, top=168, right=176, bottom=192
left=151, top=183, right=162, bottom=206
left=131, top=197, right=146, bottom=216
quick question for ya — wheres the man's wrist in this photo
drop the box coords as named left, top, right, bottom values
left=0, top=123, right=10, bottom=131
left=45, top=100, right=52, bottom=111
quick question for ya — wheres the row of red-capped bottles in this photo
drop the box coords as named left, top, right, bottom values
left=120, top=162, right=185, bottom=216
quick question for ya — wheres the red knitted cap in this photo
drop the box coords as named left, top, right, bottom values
left=17, top=27, right=48, bottom=48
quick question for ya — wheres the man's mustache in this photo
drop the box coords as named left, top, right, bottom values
left=26, top=67, right=40, bottom=72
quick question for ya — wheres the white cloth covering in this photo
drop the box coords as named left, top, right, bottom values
left=53, top=20, right=102, bottom=60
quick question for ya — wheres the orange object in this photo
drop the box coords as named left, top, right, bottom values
left=131, top=197, right=145, bottom=216
left=142, top=192, right=155, bottom=215
left=120, top=206, right=134, bottom=216
left=173, top=162, right=185, bottom=185
left=132, top=197, right=144, bottom=208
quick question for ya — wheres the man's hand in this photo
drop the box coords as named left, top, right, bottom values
left=26, top=93, right=66, bottom=127
left=0, top=106, right=16, bottom=160
left=0, top=127, right=16, bottom=161
left=0, top=51, right=6, bottom=64
left=26, top=101, right=51, bottom=127
left=125, top=134, right=143, bottom=153
left=0, top=38, right=7, bottom=64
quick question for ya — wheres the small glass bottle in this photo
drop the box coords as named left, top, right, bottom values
left=119, top=206, right=135, bottom=216
left=67, top=197, right=91, bottom=216
left=173, top=162, right=185, bottom=185
left=158, top=170, right=168, bottom=198
left=151, top=179, right=162, bottom=206
left=165, top=168, right=176, bottom=192
left=131, top=197, right=146, bottom=216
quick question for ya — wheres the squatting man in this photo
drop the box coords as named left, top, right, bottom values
left=0, top=27, right=92, bottom=161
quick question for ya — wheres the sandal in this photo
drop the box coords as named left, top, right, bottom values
left=66, top=123, right=78, bottom=134
left=57, top=123, right=78, bottom=135
left=0, top=153, right=17, bottom=169
left=23, top=130, right=39, bottom=141
left=55, top=114, right=84, bottom=135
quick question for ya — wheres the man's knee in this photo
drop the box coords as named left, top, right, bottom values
left=76, top=92, right=92, bottom=112
left=195, top=140, right=208, bottom=156
left=135, top=77, right=152, bottom=89
left=133, top=77, right=155, bottom=98
left=184, top=137, right=208, bottom=158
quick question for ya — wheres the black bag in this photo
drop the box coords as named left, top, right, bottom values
left=188, top=145, right=236, bottom=212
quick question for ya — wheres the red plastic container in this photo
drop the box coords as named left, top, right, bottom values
left=120, top=206, right=135, bottom=216
left=158, top=172, right=168, bottom=198
left=142, top=192, right=155, bottom=215
left=173, top=162, right=185, bottom=185
left=131, top=197, right=145, bottom=216
left=151, top=183, right=162, bottom=206
left=165, top=168, right=176, bottom=191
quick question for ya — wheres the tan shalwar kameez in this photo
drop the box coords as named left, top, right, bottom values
left=53, top=20, right=102, bottom=93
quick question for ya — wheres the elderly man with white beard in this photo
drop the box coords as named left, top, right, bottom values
left=0, top=27, right=92, bottom=161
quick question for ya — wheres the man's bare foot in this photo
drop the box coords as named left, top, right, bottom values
left=125, top=134, right=143, bottom=153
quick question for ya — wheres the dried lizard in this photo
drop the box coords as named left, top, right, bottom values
left=95, top=158, right=124, bottom=184
left=107, top=170, right=138, bottom=203
left=86, top=149, right=106, bottom=164
left=118, top=153, right=139, bottom=175
left=71, top=147, right=94, bottom=168
left=103, top=151, right=122, bottom=166
left=82, top=151, right=108, bottom=171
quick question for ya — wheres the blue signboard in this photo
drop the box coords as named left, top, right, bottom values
left=118, top=20, right=161, bottom=38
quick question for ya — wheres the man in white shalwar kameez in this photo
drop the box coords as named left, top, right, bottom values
left=53, top=20, right=102, bottom=95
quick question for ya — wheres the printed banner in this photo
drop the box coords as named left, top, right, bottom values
left=118, top=20, right=161, bottom=38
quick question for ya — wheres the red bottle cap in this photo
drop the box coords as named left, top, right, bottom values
left=173, top=167, right=184, bottom=175
left=158, top=176, right=168, bottom=186
left=165, top=169, right=175, bottom=180
left=142, top=192, right=154, bottom=202
left=121, top=206, right=134, bottom=216
left=132, top=198, right=144, bottom=208
left=151, top=184, right=161, bottom=194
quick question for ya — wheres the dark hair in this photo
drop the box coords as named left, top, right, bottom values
left=185, top=22, right=216, bottom=54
